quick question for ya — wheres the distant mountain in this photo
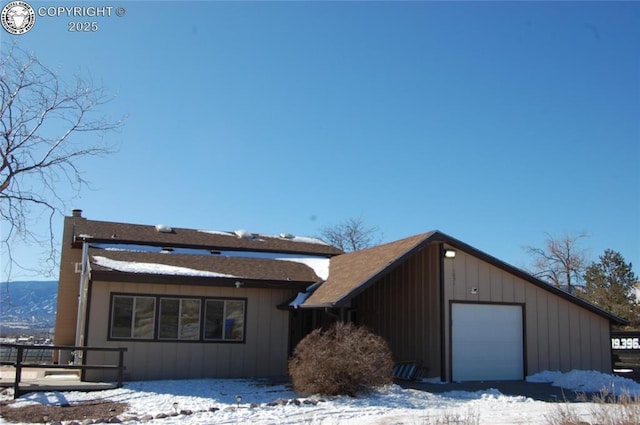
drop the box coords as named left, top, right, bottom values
left=0, top=280, right=57, bottom=337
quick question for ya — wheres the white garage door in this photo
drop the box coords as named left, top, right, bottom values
left=452, top=303, right=524, bottom=381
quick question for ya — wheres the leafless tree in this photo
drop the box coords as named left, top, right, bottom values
left=1, top=42, right=124, bottom=277
left=319, top=217, right=381, bottom=252
left=524, top=232, right=590, bottom=293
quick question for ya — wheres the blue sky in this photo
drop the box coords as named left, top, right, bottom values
left=2, top=1, right=639, bottom=280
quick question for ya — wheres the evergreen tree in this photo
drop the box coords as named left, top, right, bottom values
left=581, top=249, right=638, bottom=327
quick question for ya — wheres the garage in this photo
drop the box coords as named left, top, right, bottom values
left=301, top=232, right=624, bottom=382
left=451, top=303, right=524, bottom=381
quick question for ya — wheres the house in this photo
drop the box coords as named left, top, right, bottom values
left=54, top=210, right=341, bottom=381
left=54, top=210, right=625, bottom=382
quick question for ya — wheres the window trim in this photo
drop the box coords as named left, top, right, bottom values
left=108, top=293, right=247, bottom=343
left=109, top=295, right=157, bottom=341
left=203, top=299, right=246, bottom=342
left=158, top=297, right=202, bottom=341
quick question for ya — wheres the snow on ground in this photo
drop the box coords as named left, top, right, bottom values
left=2, top=371, right=640, bottom=425
left=527, top=369, right=640, bottom=395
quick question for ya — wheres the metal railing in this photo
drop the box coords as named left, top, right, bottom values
left=0, top=343, right=127, bottom=398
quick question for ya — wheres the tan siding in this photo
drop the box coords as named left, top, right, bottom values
left=546, top=294, right=561, bottom=371
left=598, top=320, right=612, bottom=371
left=444, top=250, right=613, bottom=378
left=536, top=291, right=550, bottom=372
left=580, top=310, right=591, bottom=370
left=558, top=301, right=572, bottom=371
left=526, top=284, right=538, bottom=373
left=54, top=217, right=83, bottom=347
left=488, top=266, right=502, bottom=302
left=502, top=274, right=515, bottom=303
left=513, top=279, right=526, bottom=303
left=569, top=306, right=581, bottom=369
left=479, top=258, right=491, bottom=300
left=85, top=281, right=295, bottom=381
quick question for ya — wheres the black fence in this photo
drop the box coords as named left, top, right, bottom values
left=0, top=343, right=127, bottom=398
left=1, top=346, right=54, bottom=364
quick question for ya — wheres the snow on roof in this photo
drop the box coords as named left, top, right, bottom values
left=234, top=229, right=253, bottom=239
left=155, top=224, right=173, bottom=233
left=198, top=230, right=235, bottom=237
left=92, top=256, right=238, bottom=278
left=275, top=257, right=330, bottom=281
left=267, top=234, right=329, bottom=245
left=289, top=281, right=323, bottom=309
left=198, top=229, right=330, bottom=246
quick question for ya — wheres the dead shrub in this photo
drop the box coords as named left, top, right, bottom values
left=545, top=389, right=640, bottom=425
left=288, top=322, right=394, bottom=396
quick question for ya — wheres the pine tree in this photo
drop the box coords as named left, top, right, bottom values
left=581, top=249, right=638, bottom=327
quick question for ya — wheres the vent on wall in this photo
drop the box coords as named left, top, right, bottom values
left=74, top=262, right=82, bottom=273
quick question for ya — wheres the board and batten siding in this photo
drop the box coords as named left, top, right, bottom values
left=84, top=280, right=296, bottom=381
left=352, top=244, right=441, bottom=379
left=442, top=247, right=612, bottom=379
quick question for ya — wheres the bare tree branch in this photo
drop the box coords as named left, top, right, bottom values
left=0, top=41, right=124, bottom=278
left=319, top=217, right=382, bottom=252
left=524, top=232, right=590, bottom=293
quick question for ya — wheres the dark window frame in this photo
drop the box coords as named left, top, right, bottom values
left=108, top=292, right=247, bottom=343
left=158, top=297, right=202, bottom=341
left=203, top=298, right=246, bottom=342
left=109, top=295, right=157, bottom=341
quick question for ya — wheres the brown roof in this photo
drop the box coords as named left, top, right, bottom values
left=71, top=215, right=342, bottom=256
left=303, top=232, right=435, bottom=307
left=89, top=248, right=321, bottom=287
left=301, top=230, right=627, bottom=325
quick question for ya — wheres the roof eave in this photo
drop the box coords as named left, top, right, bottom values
left=75, top=235, right=340, bottom=257
left=320, top=233, right=437, bottom=308
left=432, top=231, right=629, bottom=326
left=90, top=270, right=312, bottom=290
left=300, top=230, right=628, bottom=325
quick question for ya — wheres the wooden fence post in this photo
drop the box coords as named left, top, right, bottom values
left=117, top=349, right=125, bottom=388
left=13, top=346, right=23, bottom=399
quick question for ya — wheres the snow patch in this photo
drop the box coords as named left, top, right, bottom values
left=4, top=371, right=635, bottom=425
left=92, top=256, right=238, bottom=278
left=527, top=369, right=640, bottom=395
left=276, top=257, right=330, bottom=280
left=198, top=230, right=235, bottom=237
left=235, top=229, right=256, bottom=239
left=198, top=229, right=330, bottom=246
left=265, top=234, right=329, bottom=245
left=155, top=224, right=173, bottom=233
left=289, top=281, right=323, bottom=309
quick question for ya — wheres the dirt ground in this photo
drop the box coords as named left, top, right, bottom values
left=0, top=389, right=128, bottom=424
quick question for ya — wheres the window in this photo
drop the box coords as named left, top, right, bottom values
left=204, top=299, right=245, bottom=341
left=111, top=296, right=156, bottom=339
left=159, top=298, right=201, bottom=340
left=109, top=293, right=246, bottom=343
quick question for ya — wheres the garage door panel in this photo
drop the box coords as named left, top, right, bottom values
left=452, top=303, right=524, bottom=381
